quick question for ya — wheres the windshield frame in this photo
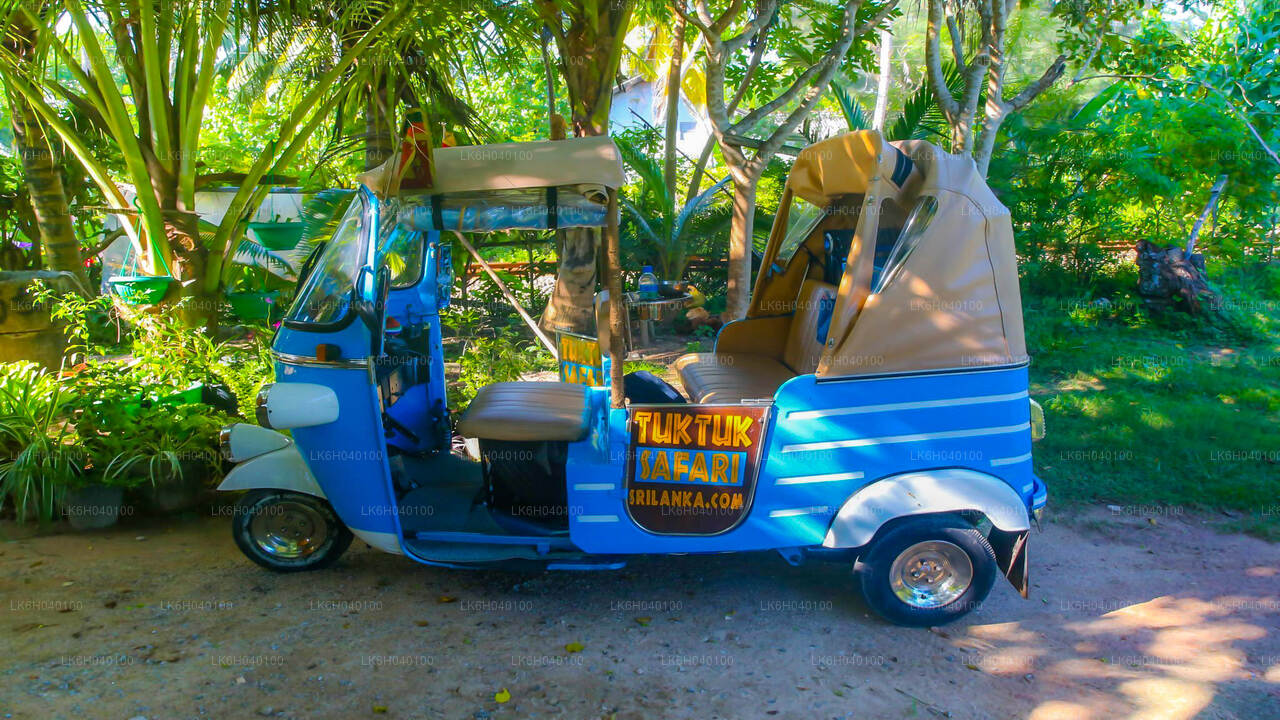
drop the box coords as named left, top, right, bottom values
left=282, top=190, right=373, bottom=332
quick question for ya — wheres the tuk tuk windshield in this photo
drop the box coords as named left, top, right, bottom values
left=285, top=197, right=367, bottom=327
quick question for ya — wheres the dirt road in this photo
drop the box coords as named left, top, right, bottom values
left=2, top=507, right=1278, bottom=719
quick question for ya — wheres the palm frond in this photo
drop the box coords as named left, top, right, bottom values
left=833, top=81, right=869, bottom=132
left=613, top=134, right=671, bottom=214
left=672, top=175, right=731, bottom=243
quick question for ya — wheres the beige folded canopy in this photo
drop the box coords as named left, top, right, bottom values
left=748, top=130, right=1027, bottom=378
left=358, top=135, right=626, bottom=198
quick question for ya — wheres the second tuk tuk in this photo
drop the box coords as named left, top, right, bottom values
left=218, top=130, right=1046, bottom=626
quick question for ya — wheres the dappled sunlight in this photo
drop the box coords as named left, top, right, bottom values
left=951, top=588, right=1280, bottom=720
left=1117, top=678, right=1216, bottom=719
left=1029, top=700, right=1102, bottom=720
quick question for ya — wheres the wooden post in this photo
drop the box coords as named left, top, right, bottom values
left=605, top=188, right=626, bottom=409
left=452, top=231, right=559, bottom=358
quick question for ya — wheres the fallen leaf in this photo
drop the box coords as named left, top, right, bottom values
left=565, top=642, right=584, bottom=653
left=372, top=705, right=388, bottom=714
left=437, top=595, right=457, bottom=604
left=495, top=688, right=511, bottom=704
left=635, top=617, right=651, bottom=627
left=414, top=620, right=429, bottom=627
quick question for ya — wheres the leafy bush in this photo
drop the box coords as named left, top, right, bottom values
left=0, top=363, right=82, bottom=523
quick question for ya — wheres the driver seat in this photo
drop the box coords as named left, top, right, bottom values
left=455, top=382, right=591, bottom=442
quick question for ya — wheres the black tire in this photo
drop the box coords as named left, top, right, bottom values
left=857, top=514, right=998, bottom=627
left=232, top=490, right=352, bottom=572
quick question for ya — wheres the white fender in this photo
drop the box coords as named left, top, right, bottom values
left=217, top=444, right=326, bottom=499
left=220, top=423, right=291, bottom=463
left=823, top=469, right=1030, bottom=549
left=351, top=529, right=403, bottom=556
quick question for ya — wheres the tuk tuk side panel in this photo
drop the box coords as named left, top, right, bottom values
left=568, top=401, right=825, bottom=554
left=568, top=366, right=1036, bottom=555
left=763, top=366, right=1036, bottom=542
left=278, top=362, right=403, bottom=546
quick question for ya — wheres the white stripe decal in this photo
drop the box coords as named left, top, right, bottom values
left=775, top=471, right=864, bottom=486
left=990, top=452, right=1033, bottom=467
left=781, top=422, right=1032, bottom=453
left=769, top=507, right=830, bottom=518
left=576, top=514, right=619, bottom=523
left=787, top=391, right=1028, bottom=421
left=573, top=483, right=615, bottom=491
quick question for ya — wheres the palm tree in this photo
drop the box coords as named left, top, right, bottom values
left=0, top=0, right=414, bottom=325
left=225, top=0, right=522, bottom=171
left=614, top=134, right=732, bottom=280
left=0, top=4, right=86, bottom=286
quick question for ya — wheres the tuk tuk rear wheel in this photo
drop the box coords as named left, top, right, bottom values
left=857, top=514, right=997, bottom=627
left=232, top=490, right=352, bottom=572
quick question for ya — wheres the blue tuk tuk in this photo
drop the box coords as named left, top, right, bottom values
left=217, top=130, right=1046, bottom=626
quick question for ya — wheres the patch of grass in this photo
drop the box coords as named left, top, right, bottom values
left=623, top=360, right=667, bottom=375
left=1027, top=297, right=1280, bottom=540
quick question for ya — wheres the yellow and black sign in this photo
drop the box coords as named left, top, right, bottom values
left=557, top=331, right=603, bottom=386
left=625, top=404, right=769, bottom=535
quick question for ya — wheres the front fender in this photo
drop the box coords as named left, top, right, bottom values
left=823, top=468, right=1029, bottom=549
left=217, top=445, right=325, bottom=499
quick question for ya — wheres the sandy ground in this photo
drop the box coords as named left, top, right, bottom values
left=2, top=505, right=1278, bottom=720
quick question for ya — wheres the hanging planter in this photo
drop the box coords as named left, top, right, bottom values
left=247, top=222, right=304, bottom=251
left=107, top=275, right=175, bottom=305
left=226, top=289, right=282, bottom=321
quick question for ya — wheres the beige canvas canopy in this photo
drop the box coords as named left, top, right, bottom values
left=358, top=135, right=626, bottom=199
left=750, top=130, right=1027, bottom=378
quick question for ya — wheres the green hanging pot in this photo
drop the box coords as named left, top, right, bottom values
left=247, top=222, right=304, bottom=251
left=226, top=289, right=282, bottom=321
left=107, top=275, right=174, bottom=305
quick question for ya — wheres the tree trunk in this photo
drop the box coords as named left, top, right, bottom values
left=871, top=28, right=892, bottom=131
left=1135, top=239, right=1219, bottom=316
left=364, top=73, right=394, bottom=170
left=5, top=69, right=85, bottom=287
left=663, top=9, right=686, bottom=209
left=725, top=170, right=757, bottom=320
left=538, top=0, right=634, bottom=335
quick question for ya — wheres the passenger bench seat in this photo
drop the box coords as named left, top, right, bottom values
left=675, top=280, right=837, bottom=403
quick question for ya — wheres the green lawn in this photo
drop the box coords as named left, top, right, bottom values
left=1026, top=298, right=1280, bottom=540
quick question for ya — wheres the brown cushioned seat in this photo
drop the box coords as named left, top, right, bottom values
left=456, top=382, right=590, bottom=441
left=675, top=279, right=837, bottom=403
left=672, top=353, right=795, bottom=404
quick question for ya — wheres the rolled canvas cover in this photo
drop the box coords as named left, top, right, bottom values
left=359, top=135, right=626, bottom=198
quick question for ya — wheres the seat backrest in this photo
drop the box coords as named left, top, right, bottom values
left=783, top=279, right=838, bottom=374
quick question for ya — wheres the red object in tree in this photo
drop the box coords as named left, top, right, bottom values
left=397, top=108, right=435, bottom=190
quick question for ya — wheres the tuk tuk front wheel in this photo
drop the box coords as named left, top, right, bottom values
left=857, top=515, right=997, bottom=627
left=232, top=490, right=353, bottom=572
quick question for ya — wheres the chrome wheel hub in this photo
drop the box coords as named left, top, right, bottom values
left=889, top=540, right=973, bottom=609
left=250, top=499, right=330, bottom=559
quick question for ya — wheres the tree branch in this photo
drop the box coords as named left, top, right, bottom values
left=946, top=13, right=966, bottom=73
left=726, top=25, right=770, bottom=115
left=1007, top=54, right=1066, bottom=112
left=925, top=0, right=960, bottom=125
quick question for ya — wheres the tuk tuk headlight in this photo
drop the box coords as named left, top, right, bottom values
left=255, top=383, right=340, bottom=430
